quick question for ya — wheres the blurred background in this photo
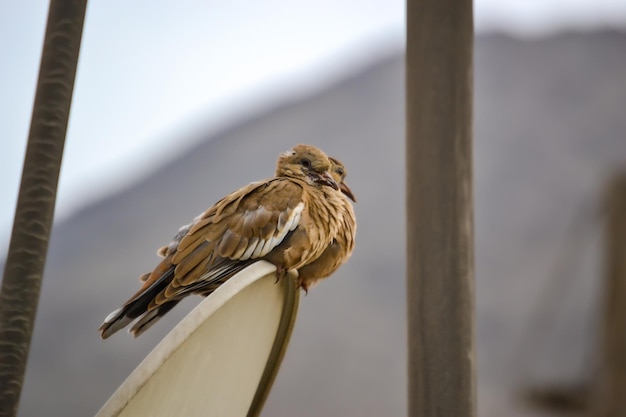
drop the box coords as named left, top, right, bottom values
left=2, top=1, right=626, bottom=416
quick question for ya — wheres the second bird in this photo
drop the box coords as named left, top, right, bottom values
left=296, top=157, right=356, bottom=292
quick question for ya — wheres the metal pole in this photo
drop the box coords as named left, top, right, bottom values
left=0, top=1, right=87, bottom=416
left=405, top=0, right=476, bottom=416
left=594, top=174, right=626, bottom=417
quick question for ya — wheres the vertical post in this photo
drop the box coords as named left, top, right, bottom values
left=405, top=0, right=475, bottom=416
left=0, top=1, right=87, bottom=416
left=595, top=174, right=626, bottom=417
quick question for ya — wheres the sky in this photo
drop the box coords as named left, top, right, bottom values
left=1, top=0, right=626, bottom=251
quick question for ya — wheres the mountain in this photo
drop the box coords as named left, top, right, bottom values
left=10, top=30, right=626, bottom=417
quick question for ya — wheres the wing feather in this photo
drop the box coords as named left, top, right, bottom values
left=165, top=178, right=305, bottom=297
left=173, top=240, right=213, bottom=279
left=241, top=237, right=259, bottom=260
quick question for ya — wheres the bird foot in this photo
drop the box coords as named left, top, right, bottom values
left=275, top=266, right=307, bottom=293
left=275, top=265, right=288, bottom=283
left=296, top=277, right=310, bottom=295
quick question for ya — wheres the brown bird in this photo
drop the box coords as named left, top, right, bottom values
left=99, top=144, right=345, bottom=338
left=142, top=158, right=357, bottom=291
left=296, top=157, right=356, bottom=292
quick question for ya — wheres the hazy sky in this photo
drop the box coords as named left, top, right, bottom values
left=1, top=0, right=626, bottom=249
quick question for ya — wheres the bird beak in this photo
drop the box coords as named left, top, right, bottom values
left=314, top=171, right=339, bottom=190
left=340, top=182, right=356, bottom=202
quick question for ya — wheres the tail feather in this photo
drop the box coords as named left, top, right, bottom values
left=99, top=307, right=135, bottom=339
left=99, top=259, right=257, bottom=339
left=129, top=301, right=179, bottom=338
left=99, top=267, right=175, bottom=339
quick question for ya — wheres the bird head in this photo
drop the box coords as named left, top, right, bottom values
left=277, top=145, right=339, bottom=190
left=329, top=157, right=356, bottom=203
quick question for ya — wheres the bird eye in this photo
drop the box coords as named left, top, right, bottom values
left=301, top=158, right=311, bottom=168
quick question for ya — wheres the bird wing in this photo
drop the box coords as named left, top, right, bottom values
left=140, top=177, right=305, bottom=306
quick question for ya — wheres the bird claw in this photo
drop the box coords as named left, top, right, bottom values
left=276, top=267, right=308, bottom=294
left=296, top=277, right=309, bottom=294
left=275, top=265, right=287, bottom=283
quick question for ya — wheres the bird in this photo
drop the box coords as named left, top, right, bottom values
left=296, top=157, right=356, bottom=292
left=99, top=145, right=342, bottom=338
left=99, top=144, right=345, bottom=339
left=140, top=158, right=356, bottom=291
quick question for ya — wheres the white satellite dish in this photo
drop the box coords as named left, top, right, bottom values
left=96, top=261, right=299, bottom=417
